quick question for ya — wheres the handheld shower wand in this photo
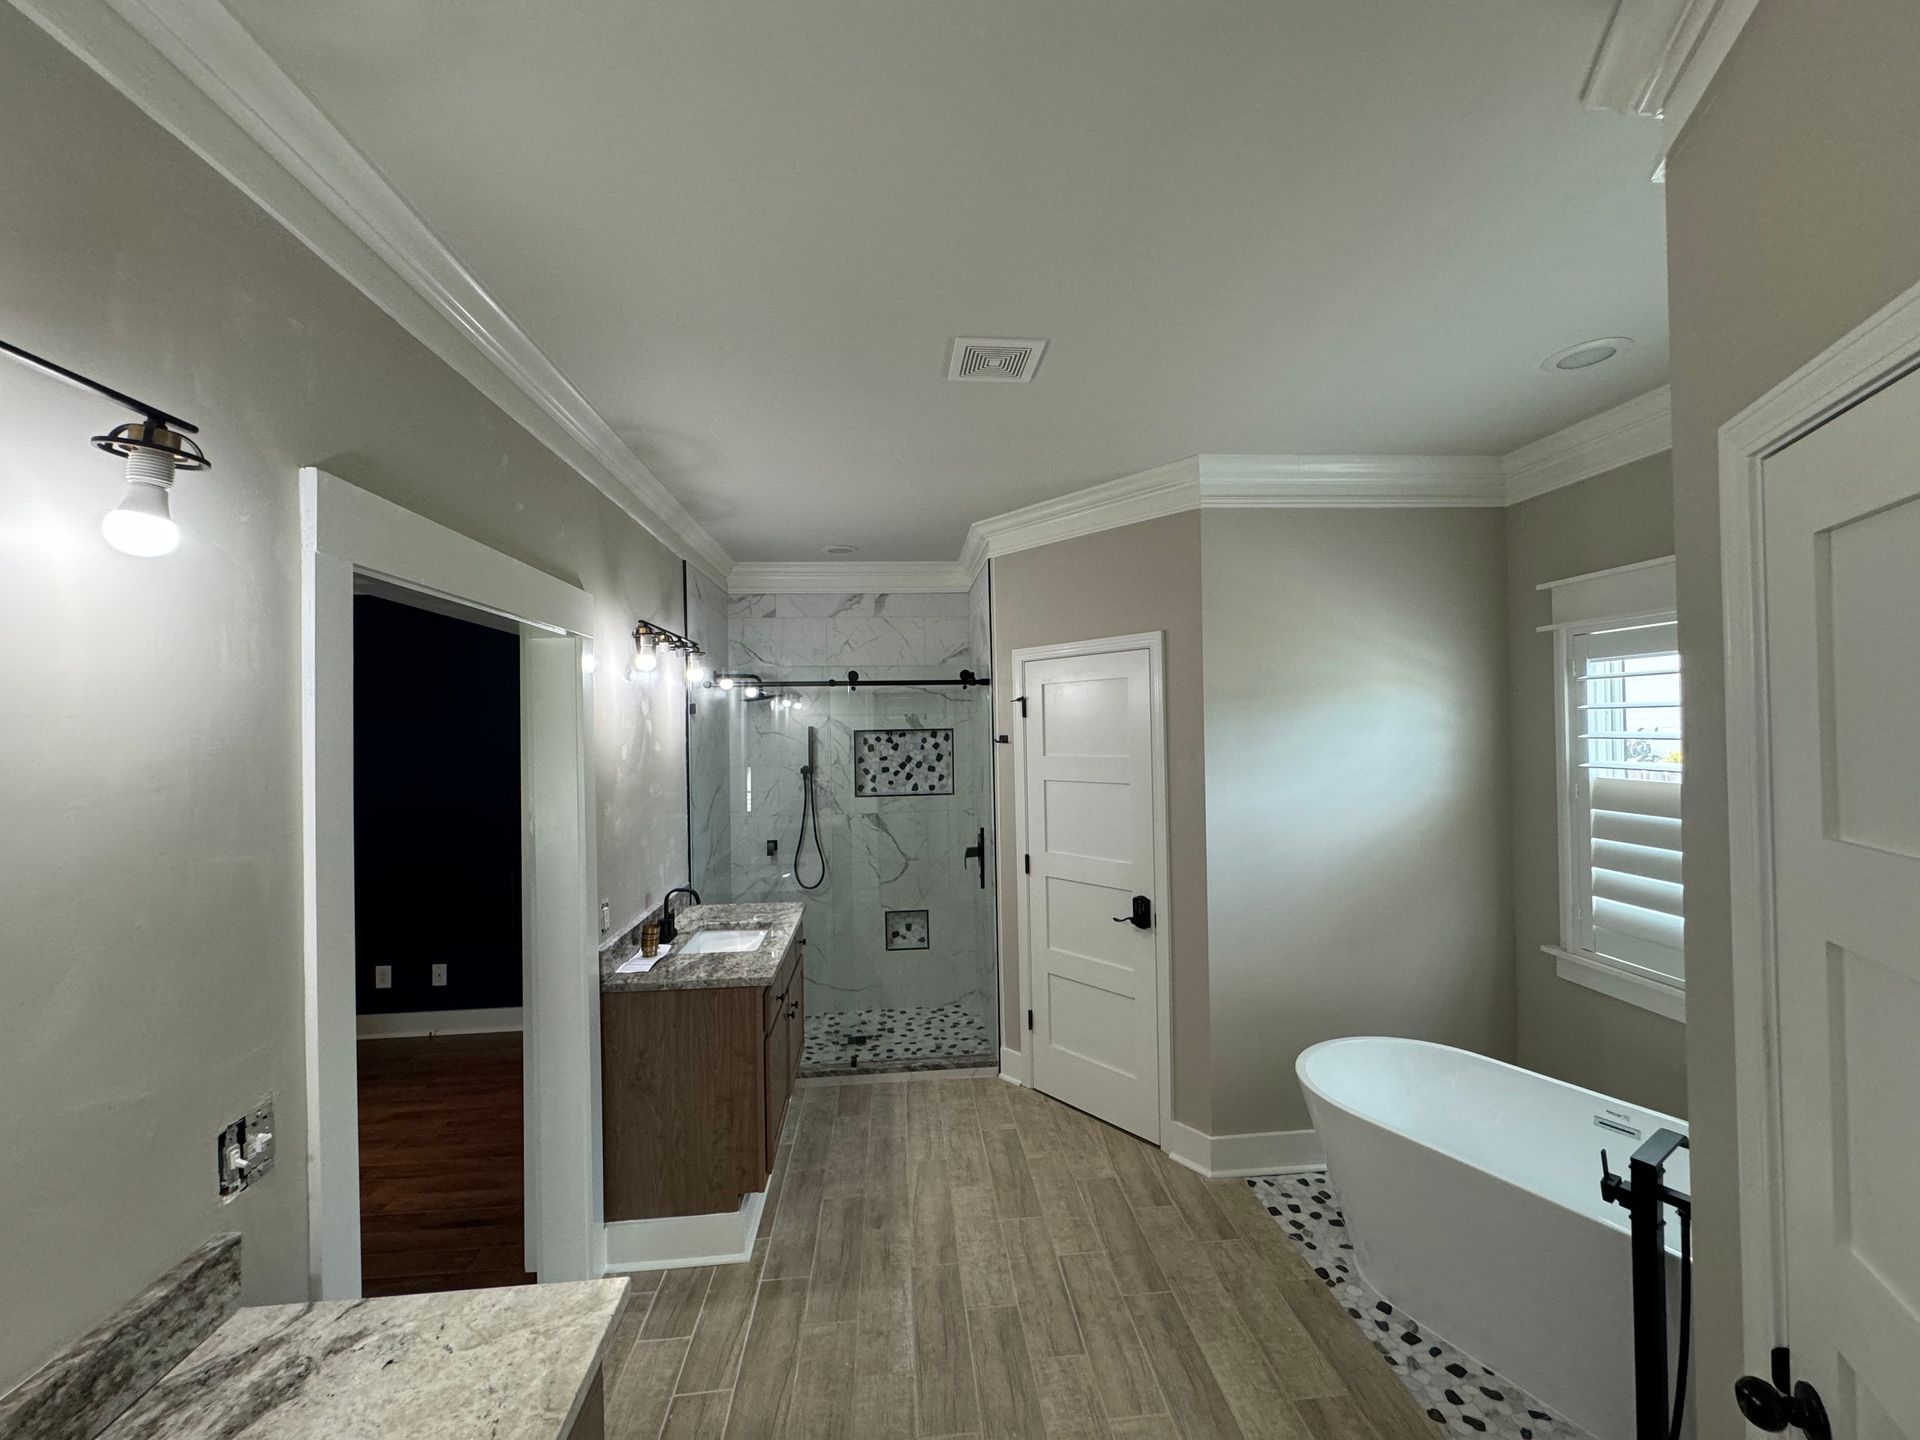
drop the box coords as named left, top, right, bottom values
left=793, top=724, right=827, bottom=890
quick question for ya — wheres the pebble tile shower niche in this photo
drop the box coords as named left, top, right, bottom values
left=685, top=575, right=999, bottom=1075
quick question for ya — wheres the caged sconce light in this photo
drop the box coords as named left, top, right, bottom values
left=1, top=337, right=212, bottom=556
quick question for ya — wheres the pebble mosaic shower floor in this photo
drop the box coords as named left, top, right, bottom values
left=800, top=1002, right=994, bottom=1074
left=1250, top=1170, right=1591, bottom=1440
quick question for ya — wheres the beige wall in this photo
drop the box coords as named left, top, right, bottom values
left=1201, top=509, right=1512, bottom=1136
left=990, top=512, right=1212, bottom=1130
left=1504, top=454, right=1686, bottom=1115
left=0, top=12, right=689, bottom=1391
left=1665, top=0, right=1920, bottom=1431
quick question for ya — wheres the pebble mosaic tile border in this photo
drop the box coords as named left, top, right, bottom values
left=801, top=1002, right=993, bottom=1074
left=1250, top=1171, right=1591, bottom=1440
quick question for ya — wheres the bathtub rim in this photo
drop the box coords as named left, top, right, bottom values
left=1295, top=1035, right=1688, bottom=1248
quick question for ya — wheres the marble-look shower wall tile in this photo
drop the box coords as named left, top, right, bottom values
left=967, top=567, right=991, bottom=672
left=923, top=616, right=972, bottom=670
left=731, top=617, right=829, bottom=669
left=827, top=616, right=921, bottom=667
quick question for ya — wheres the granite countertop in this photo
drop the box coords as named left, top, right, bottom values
left=98, top=1279, right=629, bottom=1440
left=600, top=900, right=804, bottom=992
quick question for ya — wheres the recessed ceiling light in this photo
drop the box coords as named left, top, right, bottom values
left=822, top=544, right=858, bottom=556
left=1541, top=337, right=1634, bottom=372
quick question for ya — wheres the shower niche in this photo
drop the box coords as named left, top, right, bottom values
left=684, top=570, right=1000, bottom=1074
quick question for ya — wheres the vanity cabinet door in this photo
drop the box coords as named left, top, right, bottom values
left=763, top=996, right=790, bottom=1166
left=786, top=957, right=805, bottom=1084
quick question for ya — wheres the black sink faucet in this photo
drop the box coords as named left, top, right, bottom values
left=659, top=886, right=702, bottom=944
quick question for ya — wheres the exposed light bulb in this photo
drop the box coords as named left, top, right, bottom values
left=717, top=674, right=734, bottom=691
left=685, top=648, right=710, bottom=687
left=631, top=636, right=659, bottom=676
left=743, top=684, right=760, bottom=699
left=101, top=456, right=180, bottom=557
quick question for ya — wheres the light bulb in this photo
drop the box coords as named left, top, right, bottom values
left=717, top=675, right=734, bottom=691
left=743, top=685, right=760, bottom=700
left=631, top=637, right=659, bottom=676
left=685, top=649, right=710, bottom=687
left=101, top=473, right=179, bottom=557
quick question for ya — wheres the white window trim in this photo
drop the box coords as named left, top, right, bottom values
left=1539, top=556, right=1685, bottom=1022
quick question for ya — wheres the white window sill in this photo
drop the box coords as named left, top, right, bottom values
left=1542, top=946, right=1686, bottom=1022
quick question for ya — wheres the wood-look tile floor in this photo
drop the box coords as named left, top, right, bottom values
left=598, top=1075, right=1437, bottom=1440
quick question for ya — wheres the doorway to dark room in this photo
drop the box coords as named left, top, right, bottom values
left=352, top=589, right=531, bottom=1297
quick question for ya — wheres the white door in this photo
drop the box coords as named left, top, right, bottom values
left=1016, top=638, right=1164, bottom=1141
left=1757, top=366, right=1920, bottom=1440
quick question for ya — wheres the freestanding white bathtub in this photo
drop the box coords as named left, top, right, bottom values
left=1297, top=1037, right=1689, bottom=1440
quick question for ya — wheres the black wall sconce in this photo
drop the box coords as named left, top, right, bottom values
left=630, top=619, right=708, bottom=685
left=1, top=336, right=212, bottom=557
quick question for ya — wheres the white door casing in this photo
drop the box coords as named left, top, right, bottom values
left=300, top=468, right=601, bottom=1296
left=1012, top=634, right=1169, bottom=1143
left=1723, top=279, right=1920, bottom=1440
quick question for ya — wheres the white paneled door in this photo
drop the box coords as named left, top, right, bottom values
left=1015, top=638, right=1164, bottom=1142
left=1755, top=365, right=1920, bottom=1440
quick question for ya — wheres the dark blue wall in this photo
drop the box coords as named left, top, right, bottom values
left=354, top=595, right=521, bottom=1014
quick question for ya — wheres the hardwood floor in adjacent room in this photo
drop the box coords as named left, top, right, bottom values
left=598, top=1075, right=1436, bottom=1440
left=357, top=1031, right=535, bottom=1298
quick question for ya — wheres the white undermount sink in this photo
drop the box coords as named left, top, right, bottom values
left=675, top=927, right=768, bottom=956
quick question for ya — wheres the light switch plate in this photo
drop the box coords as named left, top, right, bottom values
left=216, top=1098, right=276, bottom=1202
left=374, top=964, right=392, bottom=989
left=431, top=963, right=448, bottom=987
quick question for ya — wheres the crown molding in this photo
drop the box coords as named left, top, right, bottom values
left=1501, top=384, right=1672, bottom=504
left=962, top=457, right=1201, bottom=569
left=726, top=560, right=974, bottom=595
left=1198, top=454, right=1505, bottom=508
left=15, top=0, right=734, bottom=581
left=1581, top=0, right=1762, bottom=161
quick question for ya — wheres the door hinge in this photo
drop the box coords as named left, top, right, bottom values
left=1026, top=1009, right=1034, bottom=1031
left=1023, top=854, right=1030, bottom=875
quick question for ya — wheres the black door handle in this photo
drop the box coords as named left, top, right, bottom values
left=961, top=826, right=986, bottom=889
left=1735, top=1349, right=1831, bottom=1440
left=1112, top=896, right=1153, bottom=929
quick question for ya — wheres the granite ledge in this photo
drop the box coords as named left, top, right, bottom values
left=99, top=1278, right=629, bottom=1440
left=599, top=900, right=804, bottom=993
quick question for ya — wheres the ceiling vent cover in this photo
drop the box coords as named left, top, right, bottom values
left=948, top=337, right=1048, bottom=383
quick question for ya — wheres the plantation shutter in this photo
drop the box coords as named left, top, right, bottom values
left=1574, top=620, right=1684, bottom=980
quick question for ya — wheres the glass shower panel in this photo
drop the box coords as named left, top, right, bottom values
left=686, top=575, right=1000, bottom=1073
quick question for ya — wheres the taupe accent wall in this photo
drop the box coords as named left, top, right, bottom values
left=1505, top=454, right=1685, bottom=1115
left=1666, top=0, right=1920, bottom=1432
left=990, top=512, right=1213, bottom=1131
left=1201, top=509, right=1512, bottom=1137
left=0, top=10, right=688, bottom=1391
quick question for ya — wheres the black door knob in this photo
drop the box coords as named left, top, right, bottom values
left=1735, top=1349, right=1831, bottom=1440
left=1734, top=1375, right=1792, bottom=1433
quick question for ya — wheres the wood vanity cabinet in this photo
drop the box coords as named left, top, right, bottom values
left=602, top=934, right=804, bottom=1221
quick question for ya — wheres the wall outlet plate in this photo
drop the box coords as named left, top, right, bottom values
left=374, top=964, right=392, bottom=989
left=216, top=1098, right=276, bottom=1202
left=431, top=963, right=448, bottom=986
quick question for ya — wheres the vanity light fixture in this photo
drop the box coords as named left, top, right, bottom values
left=1, top=336, right=211, bottom=557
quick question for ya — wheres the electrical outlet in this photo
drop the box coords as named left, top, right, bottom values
left=432, top=963, right=448, bottom=987
left=374, top=964, right=392, bottom=989
left=216, top=1098, right=276, bottom=1201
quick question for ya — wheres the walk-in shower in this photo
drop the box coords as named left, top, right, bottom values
left=683, top=571, right=999, bottom=1073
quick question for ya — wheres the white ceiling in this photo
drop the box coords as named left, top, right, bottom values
left=223, top=0, right=1668, bottom=562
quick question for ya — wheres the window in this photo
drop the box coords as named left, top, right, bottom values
left=1541, top=558, right=1684, bottom=1019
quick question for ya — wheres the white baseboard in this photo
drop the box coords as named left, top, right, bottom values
left=356, top=1007, right=524, bottom=1038
left=603, top=1190, right=766, bottom=1273
left=1164, top=1119, right=1321, bottom=1179
left=999, top=1047, right=1026, bottom=1084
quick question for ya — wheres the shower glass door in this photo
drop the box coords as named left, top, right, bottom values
left=684, top=571, right=999, bottom=1074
